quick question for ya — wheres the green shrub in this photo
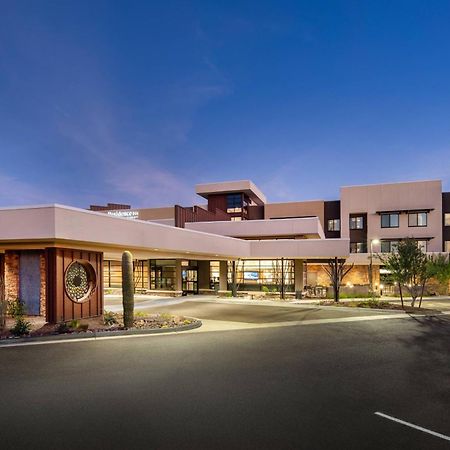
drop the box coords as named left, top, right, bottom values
left=57, top=322, right=70, bottom=334
left=68, top=319, right=80, bottom=329
left=8, top=298, right=26, bottom=318
left=262, top=286, right=270, bottom=293
left=9, top=299, right=31, bottom=336
left=103, top=311, right=119, bottom=326
left=10, top=317, right=31, bottom=336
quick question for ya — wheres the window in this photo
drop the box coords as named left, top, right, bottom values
left=226, top=194, right=242, bottom=213
left=445, top=213, right=450, bottom=226
left=230, top=216, right=242, bottom=221
left=381, top=213, right=399, bottom=228
left=408, top=212, right=427, bottom=227
left=328, top=219, right=340, bottom=231
left=380, top=240, right=399, bottom=253
left=445, top=241, right=450, bottom=252
left=350, top=242, right=367, bottom=253
left=416, top=240, right=427, bottom=252
left=350, top=216, right=364, bottom=230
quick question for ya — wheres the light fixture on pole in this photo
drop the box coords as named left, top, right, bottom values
left=369, top=239, right=380, bottom=297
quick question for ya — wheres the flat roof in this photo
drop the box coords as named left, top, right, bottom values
left=0, top=204, right=349, bottom=260
left=195, top=180, right=267, bottom=205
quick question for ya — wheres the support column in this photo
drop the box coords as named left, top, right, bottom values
left=219, top=261, right=228, bottom=291
left=294, top=259, right=304, bottom=295
left=175, top=260, right=182, bottom=293
left=198, top=260, right=211, bottom=292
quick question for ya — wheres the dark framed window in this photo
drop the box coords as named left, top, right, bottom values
left=350, top=242, right=367, bottom=253
left=227, top=193, right=242, bottom=213
left=416, top=240, right=427, bottom=252
left=445, top=213, right=450, bottom=227
left=380, top=240, right=399, bottom=253
left=328, top=219, right=340, bottom=231
left=408, top=212, right=427, bottom=227
left=350, top=216, right=364, bottom=230
left=381, top=213, right=399, bottom=228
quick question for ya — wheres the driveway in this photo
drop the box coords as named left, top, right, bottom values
left=105, top=295, right=404, bottom=325
left=1, top=314, right=450, bottom=449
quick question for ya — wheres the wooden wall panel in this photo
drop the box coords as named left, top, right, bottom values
left=46, top=247, right=103, bottom=323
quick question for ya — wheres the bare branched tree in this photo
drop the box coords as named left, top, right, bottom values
left=322, top=257, right=354, bottom=302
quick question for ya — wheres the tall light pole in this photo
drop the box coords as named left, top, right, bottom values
left=369, top=239, right=380, bottom=298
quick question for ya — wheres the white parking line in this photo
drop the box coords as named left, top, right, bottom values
left=375, top=412, right=450, bottom=442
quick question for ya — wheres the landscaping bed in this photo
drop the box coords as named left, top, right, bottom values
left=319, top=299, right=441, bottom=314
left=0, top=311, right=200, bottom=341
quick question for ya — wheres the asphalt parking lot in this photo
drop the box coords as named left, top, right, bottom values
left=1, top=312, right=450, bottom=449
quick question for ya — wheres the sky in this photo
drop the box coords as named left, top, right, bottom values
left=0, top=0, right=449, bottom=208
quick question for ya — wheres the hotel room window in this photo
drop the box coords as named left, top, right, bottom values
left=445, top=213, right=450, bottom=226
left=381, top=213, right=399, bottom=228
left=350, top=216, right=364, bottom=230
left=408, top=212, right=427, bottom=227
left=327, top=219, right=340, bottom=231
left=226, top=193, right=242, bottom=213
left=350, top=242, right=367, bottom=253
left=380, top=240, right=398, bottom=253
left=416, top=240, right=427, bottom=252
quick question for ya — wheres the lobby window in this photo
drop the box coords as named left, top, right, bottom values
left=226, top=193, right=242, bottom=213
left=381, top=213, right=399, bottom=228
left=445, top=213, right=450, bottom=226
left=350, top=216, right=364, bottom=230
left=350, top=242, right=367, bottom=253
left=416, top=240, right=427, bottom=252
left=408, top=212, right=427, bottom=227
left=380, top=240, right=398, bottom=253
left=328, top=219, right=340, bottom=232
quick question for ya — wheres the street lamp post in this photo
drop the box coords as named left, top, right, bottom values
left=369, top=239, right=380, bottom=298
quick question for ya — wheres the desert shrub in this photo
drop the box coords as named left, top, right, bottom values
left=8, top=299, right=31, bottom=336
left=103, top=311, right=119, bottom=326
left=57, top=322, right=70, bottom=334
left=10, top=317, right=31, bottom=336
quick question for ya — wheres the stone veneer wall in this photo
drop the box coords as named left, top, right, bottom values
left=306, top=263, right=380, bottom=287
left=5, top=252, right=19, bottom=302
left=4, top=250, right=46, bottom=316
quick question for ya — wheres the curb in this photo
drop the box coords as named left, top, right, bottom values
left=0, top=318, right=202, bottom=347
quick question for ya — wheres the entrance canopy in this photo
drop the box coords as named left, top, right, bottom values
left=0, top=205, right=350, bottom=261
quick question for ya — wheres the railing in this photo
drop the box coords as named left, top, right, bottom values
left=175, top=205, right=231, bottom=228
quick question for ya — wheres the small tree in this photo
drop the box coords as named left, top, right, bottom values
left=322, top=257, right=354, bottom=302
left=380, top=250, right=407, bottom=308
left=122, top=251, right=135, bottom=328
left=421, top=253, right=450, bottom=307
left=381, top=238, right=430, bottom=307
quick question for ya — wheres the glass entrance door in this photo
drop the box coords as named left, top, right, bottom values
left=182, top=268, right=198, bottom=294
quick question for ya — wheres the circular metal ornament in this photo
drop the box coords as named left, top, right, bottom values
left=64, top=260, right=97, bottom=303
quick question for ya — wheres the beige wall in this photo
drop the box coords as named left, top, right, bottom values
left=0, top=205, right=350, bottom=261
left=186, top=217, right=325, bottom=239
left=341, top=180, right=443, bottom=252
left=264, top=200, right=325, bottom=229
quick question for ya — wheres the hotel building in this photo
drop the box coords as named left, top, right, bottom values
left=0, top=179, right=449, bottom=323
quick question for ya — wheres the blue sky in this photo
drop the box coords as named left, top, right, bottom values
left=1, top=0, right=449, bottom=208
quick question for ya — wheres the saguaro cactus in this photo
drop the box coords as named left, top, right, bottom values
left=122, top=251, right=135, bottom=328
